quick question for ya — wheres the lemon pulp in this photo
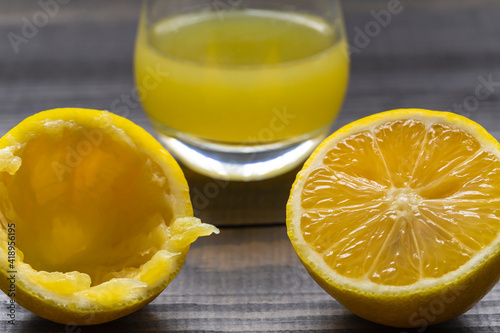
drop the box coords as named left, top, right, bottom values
left=301, top=119, right=500, bottom=286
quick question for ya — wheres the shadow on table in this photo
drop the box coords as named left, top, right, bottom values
left=17, top=305, right=478, bottom=333
left=334, top=313, right=478, bottom=333
left=18, top=307, right=164, bottom=333
left=181, top=162, right=303, bottom=227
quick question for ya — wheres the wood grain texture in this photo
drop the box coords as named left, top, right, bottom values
left=0, top=0, right=499, bottom=331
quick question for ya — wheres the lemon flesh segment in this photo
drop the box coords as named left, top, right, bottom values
left=0, top=109, right=218, bottom=325
left=301, top=118, right=500, bottom=286
left=288, top=109, right=500, bottom=327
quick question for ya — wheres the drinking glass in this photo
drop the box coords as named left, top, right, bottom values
left=135, top=0, right=349, bottom=180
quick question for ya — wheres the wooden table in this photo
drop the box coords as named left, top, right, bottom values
left=1, top=0, right=499, bottom=332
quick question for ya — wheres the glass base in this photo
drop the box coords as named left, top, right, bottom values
left=154, top=127, right=327, bottom=181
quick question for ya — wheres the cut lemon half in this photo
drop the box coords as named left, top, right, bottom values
left=286, top=109, right=500, bottom=327
left=0, top=108, right=218, bottom=325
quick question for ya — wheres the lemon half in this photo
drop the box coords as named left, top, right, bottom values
left=0, top=108, right=218, bottom=325
left=287, top=109, right=500, bottom=327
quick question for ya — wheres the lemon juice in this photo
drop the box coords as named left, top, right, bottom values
left=135, top=9, right=349, bottom=145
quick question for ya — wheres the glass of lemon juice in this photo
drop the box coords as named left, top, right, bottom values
left=135, top=0, right=349, bottom=180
